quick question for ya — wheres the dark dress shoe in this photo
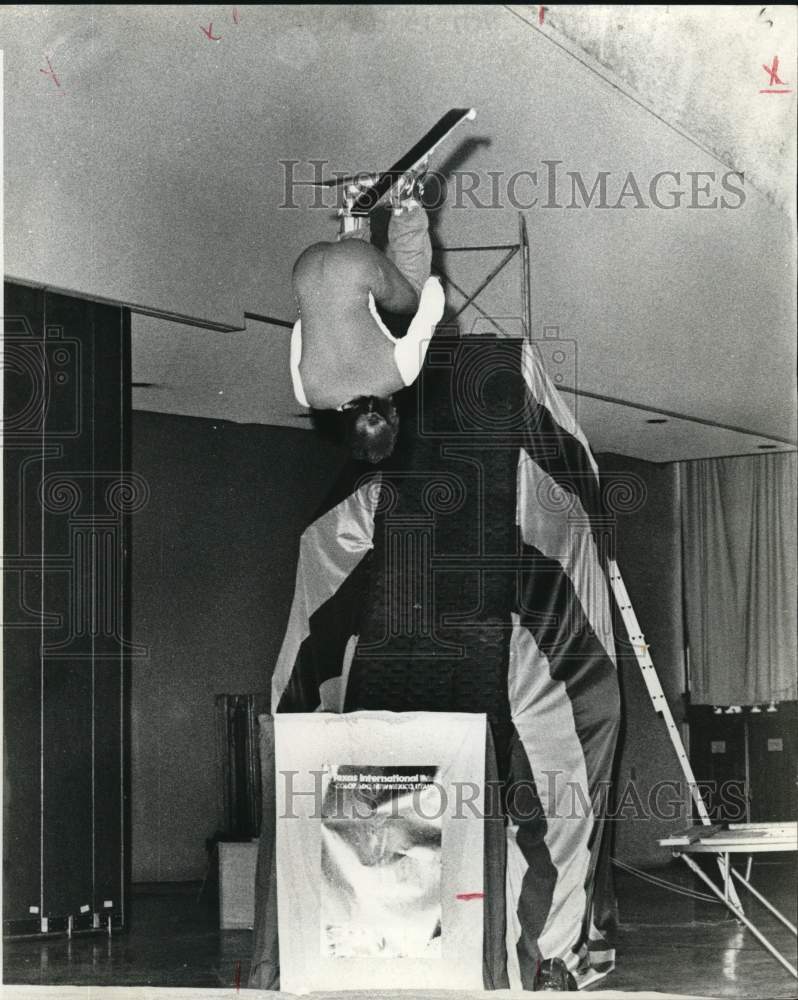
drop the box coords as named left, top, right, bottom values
left=533, top=957, right=578, bottom=991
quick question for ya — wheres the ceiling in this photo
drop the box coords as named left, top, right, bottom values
left=3, top=5, right=796, bottom=463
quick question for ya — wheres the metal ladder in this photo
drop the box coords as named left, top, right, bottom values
left=608, top=558, right=742, bottom=908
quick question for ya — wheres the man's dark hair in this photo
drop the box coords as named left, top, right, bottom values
left=308, top=406, right=347, bottom=446
left=346, top=396, right=399, bottom=464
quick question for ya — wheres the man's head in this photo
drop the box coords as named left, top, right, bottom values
left=347, top=396, right=399, bottom=464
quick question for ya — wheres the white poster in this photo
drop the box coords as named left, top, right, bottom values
left=274, top=711, right=486, bottom=992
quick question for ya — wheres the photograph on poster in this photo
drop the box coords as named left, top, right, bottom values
left=321, top=765, right=442, bottom=960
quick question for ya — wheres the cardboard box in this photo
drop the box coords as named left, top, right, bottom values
left=219, top=840, right=259, bottom=929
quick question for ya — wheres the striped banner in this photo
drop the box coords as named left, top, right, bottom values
left=505, top=342, right=621, bottom=989
left=269, top=336, right=623, bottom=990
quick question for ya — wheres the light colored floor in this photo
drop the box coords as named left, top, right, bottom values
left=0, top=989, right=716, bottom=1000
left=2, top=860, right=796, bottom=998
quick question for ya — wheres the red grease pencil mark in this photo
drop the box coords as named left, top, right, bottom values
left=232, top=7, right=240, bottom=24
left=200, top=22, right=222, bottom=40
left=455, top=892, right=485, bottom=901
left=763, top=56, right=785, bottom=86
left=760, top=56, right=792, bottom=93
left=538, top=6, right=546, bottom=24
left=234, top=960, right=241, bottom=991
left=39, top=56, right=60, bottom=87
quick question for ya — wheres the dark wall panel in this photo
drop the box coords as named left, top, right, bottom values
left=3, top=282, right=129, bottom=934
left=689, top=703, right=797, bottom=824
left=41, top=664, right=95, bottom=917
left=130, top=413, right=346, bottom=881
left=3, top=283, right=46, bottom=926
left=687, top=706, right=747, bottom=823
left=748, top=705, right=797, bottom=822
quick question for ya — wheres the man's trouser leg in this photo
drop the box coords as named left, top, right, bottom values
left=385, top=203, right=432, bottom=298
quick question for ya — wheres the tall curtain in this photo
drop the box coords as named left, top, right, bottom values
left=681, top=452, right=797, bottom=705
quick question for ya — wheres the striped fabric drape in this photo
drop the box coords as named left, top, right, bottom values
left=505, top=343, right=620, bottom=989
left=266, top=336, right=623, bottom=990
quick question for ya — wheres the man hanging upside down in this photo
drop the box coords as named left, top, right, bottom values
left=290, top=179, right=445, bottom=463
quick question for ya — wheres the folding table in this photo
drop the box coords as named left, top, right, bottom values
left=659, top=821, right=797, bottom=978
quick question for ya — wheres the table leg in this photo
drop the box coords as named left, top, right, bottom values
left=730, top=866, right=798, bottom=935
left=678, top=853, right=798, bottom=979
